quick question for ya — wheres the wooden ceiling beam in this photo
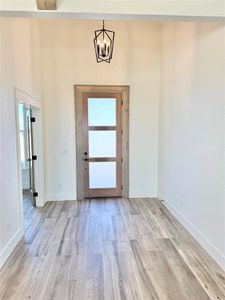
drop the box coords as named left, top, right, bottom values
left=36, top=0, right=57, bottom=10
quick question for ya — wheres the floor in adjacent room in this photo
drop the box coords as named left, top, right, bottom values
left=0, top=198, right=225, bottom=300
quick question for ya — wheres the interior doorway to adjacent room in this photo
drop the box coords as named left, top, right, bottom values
left=18, top=103, right=37, bottom=206
left=15, top=88, right=45, bottom=232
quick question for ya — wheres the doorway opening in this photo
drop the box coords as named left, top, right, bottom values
left=15, top=88, right=45, bottom=234
left=75, top=85, right=129, bottom=200
left=18, top=103, right=36, bottom=207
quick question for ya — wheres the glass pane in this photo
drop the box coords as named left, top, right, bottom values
left=89, top=130, right=116, bottom=158
left=88, top=98, right=116, bottom=126
left=19, top=132, right=25, bottom=164
left=18, top=103, right=24, bottom=130
left=89, top=162, right=116, bottom=188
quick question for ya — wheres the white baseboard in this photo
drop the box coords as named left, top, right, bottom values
left=46, top=193, right=77, bottom=201
left=159, top=193, right=225, bottom=271
left=0, top=227, right=23, bottom=269
left=129, top=191, right=157, bottom=198
left=47, top=192, right=156, bottom=201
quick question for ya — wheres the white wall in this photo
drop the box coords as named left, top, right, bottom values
left=0, top=18, right=42, bottom=268
left=40, top=20, right=161, bottom=200
left=158, top=22, right=225, bottom=269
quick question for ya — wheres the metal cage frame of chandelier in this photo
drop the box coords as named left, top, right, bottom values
left=93, top=21, right=115, bottom=63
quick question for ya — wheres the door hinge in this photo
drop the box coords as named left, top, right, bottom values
left=121, top=158, right=123, bottom=163
left=33, top=192, right=38, bottom=198
left=121, top=129, right=123, bottom=134
left=121, top=100, right=123, bottom=106
left=121, top=185, right=123, bottom=191
left=30, top=117, right=36, bottom=123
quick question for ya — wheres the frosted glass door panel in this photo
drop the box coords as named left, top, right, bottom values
left=89, top=162, right=116, bottom=188
left=89, top=131, right=116, bottom=158
left=88, top=98, right=116, bottom=126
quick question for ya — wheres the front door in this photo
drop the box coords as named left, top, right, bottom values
left=82, top=93, right=122, bottom=198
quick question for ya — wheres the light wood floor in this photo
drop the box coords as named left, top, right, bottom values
left=0, top=198, right=225, bottom=300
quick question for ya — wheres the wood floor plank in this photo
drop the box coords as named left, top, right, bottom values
left=157, top=238, right=211, bottom=300
left=178, top=248, right=225, bottom=300
left=69, top=243, right=87, bottom=300
left=102, top=241, right=125, bottom=300
left=130, top=240, right=187, bottom=299
left=21, top=250, right=58, bottom=299
left=39, top=255, right=72, bottom=300
left=83, top=253, right=104, bottom=300
left=0, top=198, right=224, bottom=300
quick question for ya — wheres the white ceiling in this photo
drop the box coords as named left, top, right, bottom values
left=0, top=0, right=225, bottom=21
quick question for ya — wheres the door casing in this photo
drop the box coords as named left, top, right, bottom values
left=75, top=85, right=129, bottom=200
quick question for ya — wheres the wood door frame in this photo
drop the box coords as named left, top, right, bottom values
left=74, top=85, right=129, bottom=200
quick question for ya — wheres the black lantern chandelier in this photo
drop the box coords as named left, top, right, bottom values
left=93, top=20, right=115, bottom=63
